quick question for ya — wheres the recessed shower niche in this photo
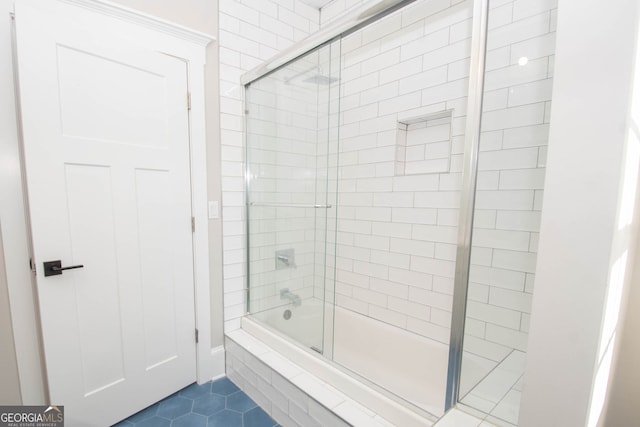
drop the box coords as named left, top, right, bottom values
left=396, top=110, right=454, bottom=176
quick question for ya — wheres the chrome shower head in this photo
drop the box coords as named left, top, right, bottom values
left=302, top=74, right=339, bottom=85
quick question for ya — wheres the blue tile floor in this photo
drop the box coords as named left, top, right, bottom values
left=113, top=377, right=279, bottom=427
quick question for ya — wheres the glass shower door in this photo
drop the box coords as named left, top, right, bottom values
left=245, top=42, right=340, bottom=353
left=329, top=0, right=477, bottom=416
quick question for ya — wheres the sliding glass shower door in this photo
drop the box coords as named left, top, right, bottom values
left=330, top=0, right=477, bottom=416
left=245, top=41, right=340, bottom=354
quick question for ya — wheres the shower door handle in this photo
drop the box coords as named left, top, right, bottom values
left=43, top=260, right=84, bottom=277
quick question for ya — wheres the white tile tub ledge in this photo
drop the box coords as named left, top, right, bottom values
left=226, top=321, right=436, bottom=427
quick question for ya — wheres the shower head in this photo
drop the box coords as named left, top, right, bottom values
left=284, top=64, right=339, bottom=86
left=302, top=74, right=339, bottom=85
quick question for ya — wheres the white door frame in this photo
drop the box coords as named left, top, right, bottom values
left=12, top=0, right=220, bottom=392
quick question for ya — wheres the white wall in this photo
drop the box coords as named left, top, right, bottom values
left=598, top=9, right=640, bottom=424
left=599, top=214, right=640, bottom=426
left=519, top=0, right=640, bottom=425
left=1, top=0, right=47, bottom=404
left=0, top=225, right=21, bottom=404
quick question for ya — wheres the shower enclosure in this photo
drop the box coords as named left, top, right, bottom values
left=243, top=0, right=556, bottom=424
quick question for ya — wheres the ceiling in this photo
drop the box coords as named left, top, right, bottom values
left=297, top=0, right=334, bottom=9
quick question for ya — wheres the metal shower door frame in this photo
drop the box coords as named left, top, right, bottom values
left=445, top=0, right=490, bottom=411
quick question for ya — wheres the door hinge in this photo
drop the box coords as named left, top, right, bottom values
left=191, top=216, right=195, bottom=232
left=187, top=92, right=192, bottom=111
left=195, top=328, right=199, bottom=344
left=29, top=258, right=36, bottom=275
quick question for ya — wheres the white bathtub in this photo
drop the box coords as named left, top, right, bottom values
left=247, top=298, right=448, bottom=419
left=250, top=298, right=326, bottom=350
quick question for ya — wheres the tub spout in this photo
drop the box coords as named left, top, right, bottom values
left=280, top=288, right=301, bottom=307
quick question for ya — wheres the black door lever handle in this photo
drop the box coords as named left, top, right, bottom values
left=43, top=260, right=84, bottom=277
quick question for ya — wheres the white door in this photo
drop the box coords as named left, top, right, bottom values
left=14, top=2, right=197, bottom=425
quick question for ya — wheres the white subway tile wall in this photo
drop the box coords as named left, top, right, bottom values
left=245, top=50, right=327, bottom=317
left=219, top=0, right=321, bottom=332
left=225, top=335, right=352, bottom=427
left=464, top=0, right=556, bottom=365
left=222, top=0, right=557, bottom=383
left=324, top=0, right=557, bottom=359
left=330, top=0, right=475, bottom=345
left=320, top=0, right=367, bottom=26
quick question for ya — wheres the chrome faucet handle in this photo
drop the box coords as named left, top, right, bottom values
left=275, top=249, right=296, bottom=269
